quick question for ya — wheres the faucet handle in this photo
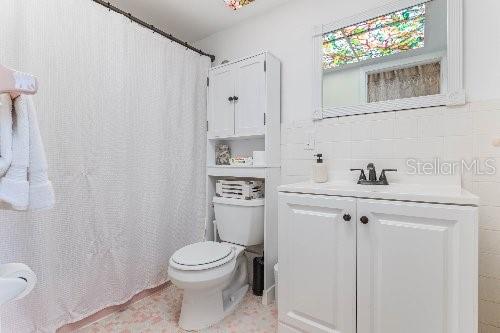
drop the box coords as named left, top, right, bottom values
left=350, top=168, right=367, bottom=183
left=379, top=169, right=398, bottom=185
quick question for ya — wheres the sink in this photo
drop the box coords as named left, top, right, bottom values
left=278, top=181, right=479, bottom=206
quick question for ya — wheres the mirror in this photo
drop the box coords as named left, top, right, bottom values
left=313, top=0, right=463, bottom=119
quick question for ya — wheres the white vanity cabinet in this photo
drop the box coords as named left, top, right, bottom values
left=278, top=184, right=478, bottom=333
left=207, top=53, right=278, bottom=138
left=278, top=193, right=356, bottom=333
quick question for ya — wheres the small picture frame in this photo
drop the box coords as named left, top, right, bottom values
left=215, top=144, right=231, bottom=165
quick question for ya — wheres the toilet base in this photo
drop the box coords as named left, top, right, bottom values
left=177, top=255, right=249, bottom=331
left=179, top=284, right=249, bottom=331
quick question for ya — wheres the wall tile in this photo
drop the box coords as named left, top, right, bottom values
left=474, top=182, right=500, bottom=207
left=474, top=110, right=500, bottom=134
left=370, top=139, right=396, bottom=159
left=351, top=121, right=372, bottom=141
left=395, top=117, right=419, bottom=138
left=316, top=123, right=352, bottom=143
left=479, top=300, right=500, bottom=328
left=445, top=112, right=473, bottom=136
left=470, top=100, right=500, bottom=113
left=480, top=276, right=500, bottom=303
left=480, top=253, right=500, bottom=279
left=444, top=136, right=474, bottom=160
left=283, top=144, right=311, bottom=160
left=480, top=323, right=500, bottom=333
left=371, top=119, right=395, bottom=140
left=472, top=158, right=500, bottom=182
left=282, top=159, right=311, bottom=176
left=479, top=206, right=500, bottom=230
left=418, top=115, right=447, bottom=137
left=317, top=141, right=351, bottom=159
left=474, top=134, right=500, bottom=157
left=351, top=141, right=372, bottom=159
left=479, top=228, right=500, bottom=255
left=281, top=175, right=309, bottom=185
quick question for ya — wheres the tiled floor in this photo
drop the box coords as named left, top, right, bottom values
left=78, top=284, right=278, bottom=333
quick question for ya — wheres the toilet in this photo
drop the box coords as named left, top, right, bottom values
left=168, top=197, right=265, bottom=331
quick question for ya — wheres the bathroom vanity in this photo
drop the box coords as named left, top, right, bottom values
left=277, top=182, right=478, bottom=333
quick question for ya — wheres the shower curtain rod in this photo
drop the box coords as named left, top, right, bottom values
left=91, top=0, right=216, bottom=62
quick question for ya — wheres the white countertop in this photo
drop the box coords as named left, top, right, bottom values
left=278, top=181, right=479, bottom=206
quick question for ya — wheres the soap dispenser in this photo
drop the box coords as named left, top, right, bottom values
left=312, top=153, right=328, bottom=183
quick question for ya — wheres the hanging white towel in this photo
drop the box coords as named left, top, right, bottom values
left=0, top=95, right=53, bottom=211
left=0, top=95, right=30, bottom=210
left=0, top=94, right=13, bottom=176
left=26, top=96, right=54, bottom=210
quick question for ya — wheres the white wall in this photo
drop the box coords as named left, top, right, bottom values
left=196, top=0, right=500, bottom=331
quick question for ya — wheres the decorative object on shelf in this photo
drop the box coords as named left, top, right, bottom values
left=252, top=151, right=266, bottom=167
left=230, top=156, right=253, bottom=166
left=224, top=0, right=255, bottom=11
left=215, top=143, right=231, bottom=165
left=216, top=180, right=264, bottom=200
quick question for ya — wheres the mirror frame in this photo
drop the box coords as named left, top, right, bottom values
left=312, top=0, right=464, bottom=120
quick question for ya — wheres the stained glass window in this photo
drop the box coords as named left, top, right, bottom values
left=225, top=0, right=256, bottom=11
left=323, top=4, right=426, bottom=69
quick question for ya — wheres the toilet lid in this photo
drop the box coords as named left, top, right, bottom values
left=172, top=242, right=232, bottom=267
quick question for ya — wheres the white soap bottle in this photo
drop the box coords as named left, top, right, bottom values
left=312, top=153, right=328, bottom=183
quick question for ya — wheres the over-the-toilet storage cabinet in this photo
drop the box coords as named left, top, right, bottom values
left=205, top=52, right=281, bottom=304
left=278, top=192, right=478, bottom=333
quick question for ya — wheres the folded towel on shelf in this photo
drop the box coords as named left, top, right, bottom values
left=0, top=95, right=54, bottom=211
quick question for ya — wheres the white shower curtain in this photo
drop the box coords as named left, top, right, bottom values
left=0, top=1, right=210, bottom=332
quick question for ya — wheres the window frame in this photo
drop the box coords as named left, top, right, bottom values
left=312, top=0, right=464, bottom=120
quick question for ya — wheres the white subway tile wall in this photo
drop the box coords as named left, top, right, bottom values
left=281, top=100, right=500, bottom=331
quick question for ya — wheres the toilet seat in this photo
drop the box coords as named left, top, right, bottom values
left=170, top=242, right=236, bottom=271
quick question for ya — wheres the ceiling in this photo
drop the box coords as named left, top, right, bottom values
left=107, top=0, right=292, bottom=42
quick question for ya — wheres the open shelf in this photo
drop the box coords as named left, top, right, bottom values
left=207, top=165, right=267, bottom=178
left=208, top=134, right=265, bottom=141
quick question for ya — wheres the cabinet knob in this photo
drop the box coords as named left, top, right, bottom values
left=228, top=96, right=234, bottom=102
left=343, top=214, right=351, bottom=222
left=360, top=216, right=369, bottom=224
left=233, top=96, right=239, bottom=101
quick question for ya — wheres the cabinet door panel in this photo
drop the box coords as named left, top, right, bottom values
left=208, top=67, right=234, bottom=138
left=279, top=193, right=356, bottom=333
left=234, top=56, right=266, bottom=136
left=357, top=199, right=478, bottom=333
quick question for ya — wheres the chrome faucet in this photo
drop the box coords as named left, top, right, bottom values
left=351, top=163, right=397, bottom=185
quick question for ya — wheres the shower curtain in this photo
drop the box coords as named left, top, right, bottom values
left=0, top=1, right=210, bottom=331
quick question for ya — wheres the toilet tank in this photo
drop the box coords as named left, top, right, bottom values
left=213, top=197, right=264, bottom=246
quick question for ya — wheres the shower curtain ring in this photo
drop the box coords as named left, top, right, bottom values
left=107, top=2, right=111, bottom=11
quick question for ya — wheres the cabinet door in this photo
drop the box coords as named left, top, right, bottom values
left=234, top=55, right=266, bottom=136
left=208, top=66, right=235, bottom=138
left=278, top=193, right=356, bottom=333
left=357, top=199, right=478, bottom=333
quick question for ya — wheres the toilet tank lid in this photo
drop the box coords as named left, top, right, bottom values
left=213, top=197, right=264, bottom=207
